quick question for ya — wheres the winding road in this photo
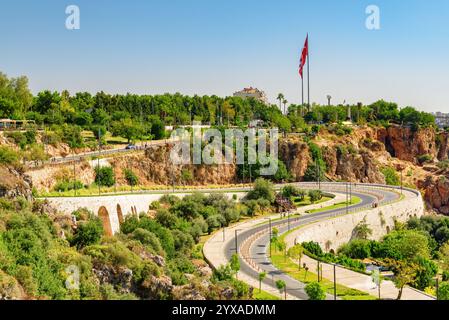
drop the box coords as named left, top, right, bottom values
left=204, top=182, right=433, bottom=300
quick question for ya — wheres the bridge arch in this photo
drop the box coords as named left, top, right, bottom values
left=98, top=206, right=113, bottom=237
left=117, top=204, right=124, bottom=225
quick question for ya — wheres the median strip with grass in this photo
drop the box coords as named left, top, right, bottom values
left=305, top=196, right=361, bottom=214
left=269, top=229, right=376, bottom=300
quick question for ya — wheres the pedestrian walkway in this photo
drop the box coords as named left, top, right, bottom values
left=284, top=239, right=435, bottom=300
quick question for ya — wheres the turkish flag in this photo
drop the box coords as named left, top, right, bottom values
left=299, top=35, right=308, bottom=78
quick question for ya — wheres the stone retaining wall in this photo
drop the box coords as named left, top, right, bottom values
left=285, top=189, right=425, bottom=252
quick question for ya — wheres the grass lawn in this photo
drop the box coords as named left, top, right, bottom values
left=269, top=226, right=377, bottom=300
left=305, top=196, right=361, bottom=214
left=292, top=196, right=333, bottom=207
left=38, top=183, right=253, bottom=198
left=270, top=245, right=376, bottom=300
left=253, top=290, right=281, bottom=300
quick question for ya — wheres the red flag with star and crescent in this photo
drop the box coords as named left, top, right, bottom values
left=299, top=34, right=308, bottom=79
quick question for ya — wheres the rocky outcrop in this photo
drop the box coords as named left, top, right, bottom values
left=0, top=166, right=33, bottom=200
left=93, top=264, right=134, bottom=294
left=376, top=125, right=438, bottom=163
left=419, top=174, right=449, bottom=214
left=0, top=271, right=26, bottom=300
left=279, top=140, right=310, bottom=180
left=437, top=132, right=449, bottom=161
left=110, top=144, right=237, bottom=186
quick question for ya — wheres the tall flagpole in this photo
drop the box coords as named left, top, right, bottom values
left=301, top=75, right=304, bottom=114
left=307, top=34, right=310, bottom=111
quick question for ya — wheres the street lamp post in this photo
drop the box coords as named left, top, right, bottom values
left=436, top=277, right=440, bottom=300
left=287, top=211, right=290, bottom=232
left=333, top=263, right=337, bottom=300
left=317, top=260, right=321, bottom=282
left=346, top=183, right=349, bottom=214
left=235, top=229, right=241, bottom=254
left=265, top=218, right=273, bottom=258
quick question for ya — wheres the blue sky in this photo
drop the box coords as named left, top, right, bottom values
left=1, top=0, right=448, bottom=112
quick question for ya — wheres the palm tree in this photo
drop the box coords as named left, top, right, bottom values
left=282, top=99, right=288, bottom=115
left=277, top=93, right=284, bottom=112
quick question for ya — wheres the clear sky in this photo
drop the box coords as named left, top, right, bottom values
left=1, top=0, right=448, bottom=112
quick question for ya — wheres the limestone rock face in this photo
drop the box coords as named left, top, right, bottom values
left=437, top=132, right=449, bottom=161
left=420, top=175, right=449, bottom=214
left=0, top=271, right=26, bottom=300
left=279, top=140, right=310, bottom=180
left=376, top=125, right=438, bottom=163
left=139, top=275, right=173, bottom=299
left=321, top=146, right=385, bottom=183
left=92, top=264, right=134, bottom=294
left=0, top=166, right=33, bottom=201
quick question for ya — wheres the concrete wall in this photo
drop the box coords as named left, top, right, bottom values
left=285, top=188, right=425, bottom=252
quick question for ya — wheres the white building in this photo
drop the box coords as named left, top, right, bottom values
left=432, top=112, right=449, bottom=128
left=233, top=87, right=268, bottom=104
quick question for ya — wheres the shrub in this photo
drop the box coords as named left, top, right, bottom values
left=54, top=180, right=84, bottom=192
left=439, top=282, right=449, bottom=300
left=124, top=169, right=139, bottom=186
left=417, top=154, right=433, bottom=165
left=302, top=241, right=323, bottom=256
left=338, top=239, right=372, bottom=259
left=0, top=146, right=19, bottom=164
left=381, top=167, right=400, bottom=186
left=5, top=132, right=27, bottom=149
left=70, top=218, right=103, bottom=249
left=94, top=166, right=115, bottom=187
left=246, top=178, right=275, bottom=203
left=305, top=282, right=326, bottom=300
left=308, top=190, right=323, bottom=203
left=129, top=228, right=163, bottom=255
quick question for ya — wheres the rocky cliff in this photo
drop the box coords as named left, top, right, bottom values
left=0, top=165, right=33, bottom=200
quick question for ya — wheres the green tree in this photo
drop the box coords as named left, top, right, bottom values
left=308, top=190, right=323, bottom=203
left=70, top=218, right=103, bottom=249
left=246, top=178, right=275, bottom=203
left=150, top=119, right=166, bottom=140
left=386, top=259, right=419, bottom=300
left=353, top=218, right=373, bottom=240
left=230, top=253, right=240, bottom=277
left=288, top=244, right=304, bottom=270
left=275, top=279, right=287, bottom=300
left=305, top=282, right=326, bottom=300
left=124, top=168, right=139, bottom=186
left=438, top=282, right=449, bottom=300
left=95, top=166, right=115, bottom=187
left=258, top=272, right=266, bottom=293
left=111, top=118, right=144, bottom=143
